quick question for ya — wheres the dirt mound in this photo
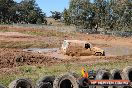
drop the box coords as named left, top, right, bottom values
left=0, top=48, right=62, bottom=69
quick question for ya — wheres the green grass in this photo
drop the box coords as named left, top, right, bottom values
left=0, top=60, right=132, bottom=87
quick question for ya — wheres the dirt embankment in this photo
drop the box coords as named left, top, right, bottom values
left=0, top=48, right=63, bottom=68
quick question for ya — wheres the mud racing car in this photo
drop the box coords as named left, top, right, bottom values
left=61, top=40, right=105, bottom=56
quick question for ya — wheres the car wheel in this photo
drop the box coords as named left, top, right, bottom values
left=95, top=52, right=102, bottom=56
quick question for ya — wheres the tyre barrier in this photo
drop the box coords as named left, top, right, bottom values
left=95, top=69, right=113, bottom=80
left=9, top=78, right=34, bottom=88
left=110, top=69, right=124, bottom=88
left=95, top=69, right=113, bottom=88
left=36, top=75, right=55, bottom=88
left=53, top=73, right=79, bottom=88
left=110, top=69, right=123, bottom=80
left=1, top=67, right=132, bottom=88
left=122, top=66, right=132, bottom=82
left=68, top=72, right=80, bottom=79
left=122, top=66, right=132, bottom=88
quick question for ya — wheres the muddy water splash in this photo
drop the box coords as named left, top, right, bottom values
left=23, top=48, right=59, bottom=53
left=23, top=45, right=132, bottom=56
left=103, top=46, right=132, bottom=56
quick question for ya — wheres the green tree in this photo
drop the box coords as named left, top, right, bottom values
left=108, top=0, right=132, bottom=31
left=69, top=0, right=93, bottom=28
left=0, top=0, right=16, bottom=23
left=0, top=0, right=46, bottom=24
left=18, top=0, right=46, bottom=24
left=63, top=8, right=71, bottom=25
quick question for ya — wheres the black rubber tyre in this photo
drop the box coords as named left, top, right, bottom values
left=0, top=85, right=5, bottom=88
left=36, top=82, right=52, bottom=88
left=110, top=69, right=124, bottom=88
left=68, top=72, right=90, bottom=88
left=110, top=69, right=123, bottom=79
left=95, top=69, right=113, bottom=88
left=9, top=78, right=34, bottom=88
left=68, top=72, right=80, bottom=79
left=102, top=51, right=105, bottom=56
left=122, top=66, right=132, bottom=81
left=69, top=72, right=93, bottom=88
left=36, top=75, right=55, bottom=88
left=96, top=69, right=113, bottom=79
left=53, top=73, right=79, bottom=88
left=122, top=66, right=132, bottom=88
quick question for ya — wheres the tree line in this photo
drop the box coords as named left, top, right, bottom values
left=0, top=0, right=47, bottom=24
left=63, top=0, right=132, bottom=31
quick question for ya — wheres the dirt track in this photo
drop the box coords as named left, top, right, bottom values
left=0, top=25, right=132, bottom=69
left=0, top=48, right=64, bottom=68
left=0, top=48, right=132, bottom=69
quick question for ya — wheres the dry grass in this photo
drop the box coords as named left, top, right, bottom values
left=0, top=41, right=61, bottom=49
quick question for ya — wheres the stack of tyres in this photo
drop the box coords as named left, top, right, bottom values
left=6, top=66, right=132, bottom=88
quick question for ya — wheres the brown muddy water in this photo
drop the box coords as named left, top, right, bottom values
left=102, top=46, right=132, bottom=56
left=23, top=45, right=132, bottom=56
left=23, top=48, right=59, bottom=53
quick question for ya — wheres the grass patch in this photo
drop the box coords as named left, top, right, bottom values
left=0, top=60, right=132, bottom=87
left=0, top=41, right=33, bottom=49
left=0, top=25, right=75, bottom=38
left=0, top=26, right=11, bottom=32
left=0, top=26, right=66, bottom=37
left=23, top=30, right=64, bottom=37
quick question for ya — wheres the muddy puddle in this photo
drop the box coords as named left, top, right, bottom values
left=23, top=45, right=132, bottom=56
left=103, top=46, right=132, bottom=56
left=23, top=48, right=59, bottom=53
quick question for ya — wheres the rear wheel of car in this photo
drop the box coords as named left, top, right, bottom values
left=69, top=52, right=74, bottom=57
left=75, top=52, right=80, bottom=57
